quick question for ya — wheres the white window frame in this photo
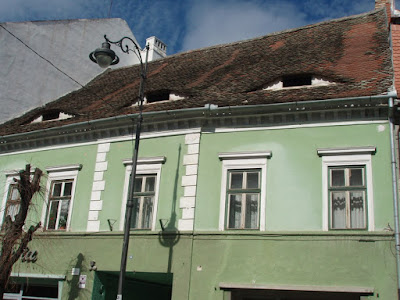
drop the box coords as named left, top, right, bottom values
left=121, top=157, right=165, bottom=231
left=41, top=164, right=81, bottom=231
left=319, top=151, right=374, bottom=231
left=0, top=171, right=21, bottom=226
left=218, top=152, right=271, bottom=231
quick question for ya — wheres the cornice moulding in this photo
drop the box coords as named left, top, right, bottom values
left=219, top=151, right=272, bottom=160
left=46, top=164, right=83, bottom=173
left=123, top=156, right=166, bottom=165
left=317, top=146, right=376, bottom=156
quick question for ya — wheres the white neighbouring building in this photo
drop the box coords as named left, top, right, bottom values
left=0, top=18, right=167, bottom=124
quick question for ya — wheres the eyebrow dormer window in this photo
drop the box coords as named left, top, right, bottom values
left=131, top=90, right=185, bottom=105
left=282, top=75, right=312, bottom=87
left=146, top=90, right=170, bottom=103
left=30, top=111, right=74, bottom=124
left=42, top=111, right=61, bottom=121
left=263, top=75, right=335, bottom=91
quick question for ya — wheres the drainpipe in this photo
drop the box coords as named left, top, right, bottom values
left=389, top=97, right=400, bottom=299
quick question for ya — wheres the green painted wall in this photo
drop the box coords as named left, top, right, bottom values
left=187, top=233, right=396, bottom=299
left=102, top=135, right=186, bottom=232
left=196, top=123, right=393, bottom=231
left=10, top=233, right=192, bottom=300
left=0, top=144, right=97, bottom=230
left=0, top=122, right=397, bottom=300
left=8, top=232, right=396, bottom=299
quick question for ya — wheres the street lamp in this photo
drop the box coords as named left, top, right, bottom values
left=90, top=35, right=149, bottom=300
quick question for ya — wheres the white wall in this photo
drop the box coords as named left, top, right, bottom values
left=0, top=18, right=141, bottom=123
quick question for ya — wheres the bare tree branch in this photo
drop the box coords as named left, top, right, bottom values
left=0, top=164, right=42, bottom=297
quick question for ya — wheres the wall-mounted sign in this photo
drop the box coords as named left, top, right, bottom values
left=79, top=275, right=87, bottom=289
left=21, top=248, right=37, bottom=263
left=71, top=268, right=80, bottom=276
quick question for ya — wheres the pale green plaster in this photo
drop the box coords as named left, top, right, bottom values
left=7, top=232, right=396, bottom=300
left=0, top=144, right=97, bottom=230
left=0, top=122, right=397, bottom=300
left=196, top=123, right=393, bottom=231
left=188, top=234, right=396, bottom=299
left=10, top=233, right=192, bottom=300
left=101, top=135, right=186, bottom=232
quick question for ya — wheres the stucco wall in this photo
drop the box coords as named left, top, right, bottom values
left=0, top=18, right=140, bottom=124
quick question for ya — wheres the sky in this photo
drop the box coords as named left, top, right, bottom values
left=0, top=0, right=398, bottom=55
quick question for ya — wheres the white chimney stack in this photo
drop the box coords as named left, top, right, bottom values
left=144, top=36, right=167, bottom=61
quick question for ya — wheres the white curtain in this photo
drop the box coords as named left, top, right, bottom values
left=332, top=192, right=346, bottom=229
left=350, top=191, right=364, bottom=228
left=245, top=194, right=259, bottom=229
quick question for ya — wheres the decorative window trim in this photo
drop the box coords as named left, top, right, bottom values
left=317, top=146, right=376, bottom=156
left=122, top=156, right=166, bottom=166
left=219, top=152, right=270, bottom=231
left=120, top=157, right=166, bottom=231
left=41, top=165, right=80, bottom=231
left=219, top=151, right=272, bottom=160
left=45, top=164, right=82, bottom=173
left=321, top=154, right=374, bottom=231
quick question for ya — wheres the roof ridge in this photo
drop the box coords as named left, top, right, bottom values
left=103, top=8, right=386, bottom=74
left=154, top=8, right=387, bottom=60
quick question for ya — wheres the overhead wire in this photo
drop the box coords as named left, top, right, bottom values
left=0, top=24, right=84, bottom=88
left=0, top=24, right=138, bottom=115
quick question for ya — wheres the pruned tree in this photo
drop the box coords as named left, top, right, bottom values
left=0, top=164, right=42, bottom=298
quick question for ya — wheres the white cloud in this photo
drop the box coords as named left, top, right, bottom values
left=114, top=0, right=187, bottom=53
left=181, top=0, right=308, bottom=51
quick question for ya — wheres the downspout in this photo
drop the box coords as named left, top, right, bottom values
left=389, top=97, right=400, bottom=299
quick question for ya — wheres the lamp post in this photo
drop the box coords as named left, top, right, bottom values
left=90, top=35, right=149, bottom=300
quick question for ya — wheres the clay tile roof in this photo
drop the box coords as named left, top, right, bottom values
left=0, top=8, right=393, bottom=136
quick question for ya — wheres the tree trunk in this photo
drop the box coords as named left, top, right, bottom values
left=0, top=165, right=42, bottom=298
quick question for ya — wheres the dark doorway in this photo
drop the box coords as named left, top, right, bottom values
left=231, top=289, right=362, bottom=300
left=93, top=271, right=172, bottom=300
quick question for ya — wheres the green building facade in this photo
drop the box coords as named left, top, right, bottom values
left=0, top=6, right=399, bottom=300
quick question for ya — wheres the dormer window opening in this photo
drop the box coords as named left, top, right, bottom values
left=146, top=90, right=170, bottom=103
left=282, top=75, right=312, bottom=87
left=263, top=75, right=335, bottom=91
left=127, top=91, right=185, bottom=107
left=29, top=111, right=74, bottom=124
left=42, top=111, right=61, bottom=121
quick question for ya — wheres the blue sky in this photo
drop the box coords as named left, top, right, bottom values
left=0, top=0, right=397, bottom=54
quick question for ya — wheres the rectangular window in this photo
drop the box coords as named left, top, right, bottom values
left=318, top=149, right=374, bottom=231
left=218, top=151, right=271, bottom=231
left=46, top=179, right=74, bottom=230
left=329, top=166, right=366, bottom=229
left=226, top=170, right=261, bottom=229
left=131, top=174, right=156, bottom=229
left=42, top=164, right=81, bottom=232
left=121, top=157, right=165, bottom=231
left=5, top=184, right=21, bottom=223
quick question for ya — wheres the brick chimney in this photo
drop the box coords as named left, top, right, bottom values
left=375, top=0, right=393, bottom=16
